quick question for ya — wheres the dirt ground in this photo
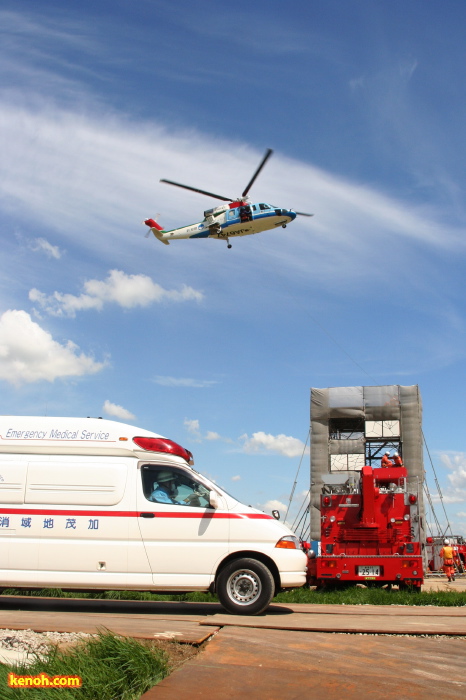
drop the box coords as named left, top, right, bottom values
left=148, top=637, right=201, bottom=672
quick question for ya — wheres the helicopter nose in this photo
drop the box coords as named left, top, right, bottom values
left=275, top=208, right=296, bottom=220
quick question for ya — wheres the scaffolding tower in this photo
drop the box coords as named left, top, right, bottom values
left=310, top=385, right=424, bottom=542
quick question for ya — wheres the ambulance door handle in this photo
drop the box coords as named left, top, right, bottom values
left=140, top=512, right=156, bottom=518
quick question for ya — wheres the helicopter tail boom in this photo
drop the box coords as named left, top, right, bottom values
left=144, top=218, right=170, bottom=245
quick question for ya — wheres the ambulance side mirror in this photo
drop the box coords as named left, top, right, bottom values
left=209, top=491, right=220, bottom=509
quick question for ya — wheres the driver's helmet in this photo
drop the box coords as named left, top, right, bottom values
left=156, top=471, right=176, bottom=483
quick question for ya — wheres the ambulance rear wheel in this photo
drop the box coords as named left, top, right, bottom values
left=217, top=558, right=275, bottom=615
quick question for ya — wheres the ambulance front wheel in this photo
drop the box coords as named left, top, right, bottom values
left=217, top=558, right=275, bottom=615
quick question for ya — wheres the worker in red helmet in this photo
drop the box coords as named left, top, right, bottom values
left=381, top=451, right=393, bottom=468
left=439, top=539, right=456, bottom=582
left=393, top=452, right=404, bottom=467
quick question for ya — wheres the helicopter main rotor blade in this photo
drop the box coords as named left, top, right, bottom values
left=241, top=148, right=273, bottom=198
left=160, top=179, right=233, bottom=202
left=295, top=211, right=314, bottom=217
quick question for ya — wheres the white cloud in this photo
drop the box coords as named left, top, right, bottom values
left=442, top=452, right=466, bottom=489
left=184, top=418, right=232, bottom=444
left=430, top=452, right=466, bottom=505
left=29, top=269, right=203, bottom=317
left=263, top=499, right=287, bottom=513
left=240, top=431, right=310, bottom=458
left=440, top=452, right=466, bottom=503
left=231, top=475, right=241, bottom=481
left=155, top=376, right=216, bottom=388
left=0, top=309, right=105, bottom=385
left=103, top=400, right=135, bottom=421
left=431, top=493, right=466, bottom=505
left=30, top=237, right=62, bottom=259
left=184, top=419, right=201, bottom=440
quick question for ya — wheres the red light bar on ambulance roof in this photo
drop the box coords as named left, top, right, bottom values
left=132, top=437, right=194, bottom=464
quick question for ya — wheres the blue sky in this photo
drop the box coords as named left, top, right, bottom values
left=1, top=0, right=466, bottom=534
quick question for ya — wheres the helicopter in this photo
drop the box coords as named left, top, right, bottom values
left=144, top=148, right=312, bottom=249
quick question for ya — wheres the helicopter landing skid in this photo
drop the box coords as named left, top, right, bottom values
left=210, top=224, right=232, bottom=248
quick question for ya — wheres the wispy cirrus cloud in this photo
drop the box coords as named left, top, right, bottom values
left=155, top=376, right=217, bottom=388
left=1, top=99, right=465, bottom=293
left=29, top=237, right=62, bottom=259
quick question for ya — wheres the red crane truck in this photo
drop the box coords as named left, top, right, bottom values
left=307, top=465, right=424, bottom=589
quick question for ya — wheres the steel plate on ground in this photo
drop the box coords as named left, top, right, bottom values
left=273, top=603, right=466, bottom=617
left=0, top=610, right=216, bottom=643
left=141, top=626, right=466, bottom=699
left=201, top=610, right=466, bottom=635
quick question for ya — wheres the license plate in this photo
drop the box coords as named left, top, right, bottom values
left=358, top=565, right=380, bottom=577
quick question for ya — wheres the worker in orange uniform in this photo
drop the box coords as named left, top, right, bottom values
left=393, top=452, right=404, bottom=467
left=381, top=451, right=393, bottom=468
left=439, top=539, right=456, bottom=582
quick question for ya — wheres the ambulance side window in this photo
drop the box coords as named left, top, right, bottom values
left=141, top=466, right=212, bottom=508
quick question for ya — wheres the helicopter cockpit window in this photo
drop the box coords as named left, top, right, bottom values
left=141, top=465, right=212, bottom=508
left=228, top=209, right=236, bottom=219
left=259, top=203, right=271, bottom=210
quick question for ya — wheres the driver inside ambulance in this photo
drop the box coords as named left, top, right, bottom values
left=150, top=471, right=184, bottom=504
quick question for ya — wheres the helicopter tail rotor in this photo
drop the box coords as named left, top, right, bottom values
left=143, top=215, right=170, bottom=244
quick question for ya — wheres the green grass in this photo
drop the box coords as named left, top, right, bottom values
left=1, top=588, right=218, bottom=603
left=2, top=586, right=466, bottom=606
left=272, top=586, right=466, bottom=607
left=0, top=630, right=169, bottom=699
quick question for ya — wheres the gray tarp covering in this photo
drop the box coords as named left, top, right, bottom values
left=310, top=385, right=424, bottom=542
left=364, top=385, right=401, bottom=421
left=328, top=439, right=365, bottom=455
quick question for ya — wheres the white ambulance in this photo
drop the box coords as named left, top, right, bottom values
left=0, top=416, right=306, bottom=615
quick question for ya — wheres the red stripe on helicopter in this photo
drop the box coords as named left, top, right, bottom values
left=144, top=218, right=164, bottom=230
